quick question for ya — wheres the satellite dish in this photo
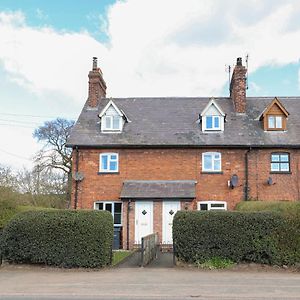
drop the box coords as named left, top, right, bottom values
left=267, top=177, right=273, bottom=185
left=230, top=174, right=238, bottom=189
left=73, top=172, right=84, bottom=181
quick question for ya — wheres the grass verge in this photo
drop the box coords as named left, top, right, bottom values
left=112, top=250, right=133, bottom=266
left=196, top=257, right=235, bottom=270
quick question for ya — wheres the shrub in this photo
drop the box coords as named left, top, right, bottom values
left=173, top=211, right=300, bottom=266
left=0, top=205, right=49, bottom=230
left=2, top=210, right=113, bottom=268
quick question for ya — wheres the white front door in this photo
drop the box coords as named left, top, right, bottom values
left=162, top=201, right=181, bottom=244
left=135, top=201, right=153, bottom=244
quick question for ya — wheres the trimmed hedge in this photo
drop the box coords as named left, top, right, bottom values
left=173, top=211, right=300, bottom=266
left=1, top=210, right=113, bottom=268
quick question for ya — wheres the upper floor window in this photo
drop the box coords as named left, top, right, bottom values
left=99, top=153, right=119, bottom=173
left=94, top=201, right=122, bottom=226
left=201, top=99, right=225, bottom=132
left=271, top=153, right=290, bottom=172
left=102, top=115, right=122, bottom=131
left=197, top=201, right=227, bottom=211
left=205, top=115, right=221, bottom=130
left=268, top=115, right=282, bottom=130
left=202, top=152, right=221, bottom=172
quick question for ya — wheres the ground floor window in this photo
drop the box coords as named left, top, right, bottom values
left=94, top=201, right=122, bottom=226
left=197, top=201, right=227, bottom=211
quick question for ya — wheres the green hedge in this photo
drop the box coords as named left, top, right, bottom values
left=1, top=210, right=113, bottom=268
left=173, top=211, right=300, bottom=266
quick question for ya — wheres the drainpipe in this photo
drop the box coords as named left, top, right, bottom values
left=74, top=146, right=79, bottom=209
left=127, top=200, right=131, bottom=250
left=245, top=147, right=251, bottom=201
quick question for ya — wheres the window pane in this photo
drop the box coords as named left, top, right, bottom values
left=110, top=154, right=117, bottom=160
left=214, top=153, right=220, bottom=160
left=105, top=116, right=112, bottom=129
left=211, top=203, right=225, bottom=208
left=280, top=154, right=289, bottom=162
left=214, top=116, right=220, bottom=128
left=281, top=163, right=289, bottom=172
left=275, top=116, right=282, bottom=128
left=271, top=154, right=279, bottom=162
left=96, top=203, right=103, bottom=210
left=213, top=159, right=221, bottom=171
left=268, top=116, right=275, bottom=128
left=206, top=116, right=213, bottom=129
left=105, top=203, right=112, bottom=213
left=114, top=203, right=122, bottom=213
left=200, top=204, right=208, bottom=210
left=271, top=163, right=280, bottom=171
left=113, top=116, right=120, bottom=129
left=110, top=161, right=118, bottom=171
left=101, top=155, right=108, bottom=170
left=114, top=213, right=121, bottom=225
left=204, top=154, right=212, bottom=170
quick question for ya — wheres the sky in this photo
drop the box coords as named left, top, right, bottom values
left=0, top=0, right=300, bottom=170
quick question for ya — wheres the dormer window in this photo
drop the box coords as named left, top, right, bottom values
left=103, top=115, right=122, bottom=131
left=200, top=98, right=225, bottom=132
left=259, top=97, right=289, bottom=131
left=205, top=115, right=221, bottom=130
left=99, top=99, right=128, bottom=132
left=268, top=115, right=282, bottom=130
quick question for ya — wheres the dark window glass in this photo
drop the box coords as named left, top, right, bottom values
left=105, top=203, right=112, bottom=213
left=97, top=203, right=103, bottom=210
left=200, top=204, right=208, bottom=211
left=211, top=203, right=225, bottom=208
left=114, top=213, right=122, bottom=225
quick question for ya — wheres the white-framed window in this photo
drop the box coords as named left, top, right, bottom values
left=197, top=201, right=227, bottom=211
left=202, top=152, right=221, bottom=172
left=99, top=153, right=119, bottom=173
left=268, top=115, right=283, bottom=129
left=205, top=115, right=221, bottom=130
left=271, top=153, right=290, bottom=172
left=102, top=115, right=122, bottom=131
left=94, top=201, right=122, bottom=226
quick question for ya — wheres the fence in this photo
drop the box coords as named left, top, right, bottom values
left=141, top=232, right=159, bottom=267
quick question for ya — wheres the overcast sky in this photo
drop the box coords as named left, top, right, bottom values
left=0, top=0, right=300, bottom=170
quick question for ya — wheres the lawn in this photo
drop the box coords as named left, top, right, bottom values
left=112, top=250, right=133, bottom=266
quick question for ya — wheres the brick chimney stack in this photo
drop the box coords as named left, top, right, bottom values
left=230, top=57, right=247, bottom=113
left=87, top=57, right=107, bottom=107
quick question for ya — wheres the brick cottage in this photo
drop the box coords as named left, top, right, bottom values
left=67, top=57, right=300, bottom=250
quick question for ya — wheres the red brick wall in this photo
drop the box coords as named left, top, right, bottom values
left=71, top=147, right=300, bottom=248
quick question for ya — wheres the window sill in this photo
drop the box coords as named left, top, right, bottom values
left=98, top=172, right=120, bottom=175
left=201, top=171, right=223, bottom=174
left=270, top=171, right=292, bottom=174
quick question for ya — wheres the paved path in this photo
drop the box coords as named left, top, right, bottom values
left=118, top=251, right=174, bottom=268
left=0, top=264, right=300, bottom=300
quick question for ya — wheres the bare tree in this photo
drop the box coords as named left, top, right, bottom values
left=33, top=118, right=75, bottom=205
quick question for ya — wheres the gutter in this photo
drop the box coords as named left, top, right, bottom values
left=245, top=147, right=251, bottom=201
left=74, top=146, right=79, bottom=209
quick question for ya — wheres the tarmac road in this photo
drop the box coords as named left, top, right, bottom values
left=0, top=264, right=300, bottom=300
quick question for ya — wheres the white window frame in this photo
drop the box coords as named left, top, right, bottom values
left=204, top=115, right=221, bottom=131
left=94, top=201, right=122, bottom=226
left=99, top=153, right=119, bottom=173
left=202, top=152, right=222, bottom=172
left=102, top=115, right=122, bottom=131
left=197, top=201, right=227, bottom=211
left=268, top=115, right=283, bottom=129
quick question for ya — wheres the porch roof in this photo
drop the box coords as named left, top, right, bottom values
left=120, top=180, right=196, bottom=199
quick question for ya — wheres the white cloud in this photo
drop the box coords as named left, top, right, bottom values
left=1, top=1, right=300, bottom=169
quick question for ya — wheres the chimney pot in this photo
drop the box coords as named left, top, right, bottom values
left=237, top=57, right=242, bottom=66
left=92, top=57, right=98, bottom=70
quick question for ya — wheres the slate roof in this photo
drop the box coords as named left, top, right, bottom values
left=67, top=97, right=300, bottom=148
left=120, top=180, right=196, bottom=199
